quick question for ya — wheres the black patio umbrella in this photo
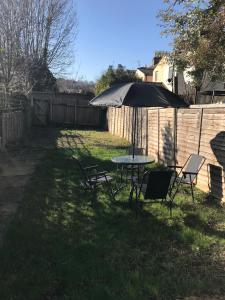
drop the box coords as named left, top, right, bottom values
left=90, top=82, right=189, bottom=157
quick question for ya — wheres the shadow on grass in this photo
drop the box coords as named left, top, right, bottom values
left=0, top=129, right=225, bottom=300
left=184, top=213, right=225, bottom=239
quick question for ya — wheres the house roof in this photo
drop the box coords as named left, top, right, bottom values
left=200, top=81, right=225, bottom=95
left=137, top=67, right=154, bottom=76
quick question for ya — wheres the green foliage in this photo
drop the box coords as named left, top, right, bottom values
left=159, top=0, right=225, bottom=88
left=95, top=64, right=140, bottom=95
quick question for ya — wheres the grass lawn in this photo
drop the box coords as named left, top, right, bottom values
left=1, top=129, right=225, bottom=300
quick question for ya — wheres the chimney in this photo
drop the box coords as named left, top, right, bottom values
left=153, top=56, right=161, bottom=66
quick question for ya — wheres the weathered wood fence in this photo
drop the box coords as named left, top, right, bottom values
left=0, top=110, right=25, bottom=150
left=0, top=91, right=103, bottom=150
left=107, top=105, right=225, bottom=201
left=0, top=93, right=31, bottom=150
left=32, top=92, right=103, bottom=128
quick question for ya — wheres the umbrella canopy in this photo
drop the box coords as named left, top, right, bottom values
left=90, top=82, right=188, bottom=158
left=90, top=82, right=188, bottom=108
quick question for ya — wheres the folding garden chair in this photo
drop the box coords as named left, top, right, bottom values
left=136, top=169, right=174, bottom=216
left=72, top=155, right=115, bottom=201
left=168, top=154, right=205, bottom=202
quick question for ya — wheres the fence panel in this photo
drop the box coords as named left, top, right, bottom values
left=107, top=104, right=225, bottom=201
left=0, top=110, right=25, bottom=149
left=31, top=92, right=103, bottom=128
left=176, top=108, right=202, bottom=164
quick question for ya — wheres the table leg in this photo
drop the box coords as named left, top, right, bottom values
left=128, top=184, right=134, bottom=203
left=128, top=165, right=136, bottom=204
left=113, top=164, right=127, bottom=197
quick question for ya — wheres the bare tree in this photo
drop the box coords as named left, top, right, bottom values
left=0, top=0, right=78, bottom=93
left=0, top=0, right=22, bottom=91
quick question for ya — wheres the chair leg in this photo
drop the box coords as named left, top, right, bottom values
left=120, top=166, right=123, bottom=183
left=105, top=179, right=116, bottom=202
left=162, top=197, right=173, bottom=217
left=135, top=185, right=139, bottom=218
left=92, top=184, right=97, bottom=203
left=169, top=200, right=172, bottom=218
left=171, top=178, right=182, bottom=202
left=168, top=172, right=177, bottom=196
left=129, top=185, right=134, bottom=204
left=190, top=182, right=195, bottom=203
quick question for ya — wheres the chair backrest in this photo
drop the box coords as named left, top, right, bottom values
left=183, top=154, right=205, bottom=182
left=128, top=147, right=145, bottom=155
left=72, top=155, right=88, bottom=182
left=143, top=170, right=174, bottom=200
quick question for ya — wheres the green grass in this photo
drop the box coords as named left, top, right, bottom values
left=1, top=129, right=225, bottom=300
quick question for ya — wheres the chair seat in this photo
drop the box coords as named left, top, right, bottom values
left=89, top=175, right=113, bottom=185
left=175, top=175, right=194, bottom=185
left=137, top=170, right=174, bottom=216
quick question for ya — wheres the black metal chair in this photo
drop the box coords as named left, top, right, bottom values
left=72, top=155, right=115, bottom=201
left=169, top=154, right=206, bottom=202
left=136, top=169, right=174, bottom=216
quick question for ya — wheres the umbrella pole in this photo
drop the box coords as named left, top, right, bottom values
left=133, top=107, right=137, bottom=159
left=132, top=107, right=134, bottom=158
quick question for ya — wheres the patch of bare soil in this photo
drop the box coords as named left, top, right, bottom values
left=0, top=127, right=61, bottom=245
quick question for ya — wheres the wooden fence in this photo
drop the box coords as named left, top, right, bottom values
left=0, top=91, right=103, bottom=150
left=0, top=109, right=26, bottom=150
left=31, top=92, right=103, bottom=128
left=0, top=94, right=30, bottom=150
left=107, top=104, right=225, bottom=201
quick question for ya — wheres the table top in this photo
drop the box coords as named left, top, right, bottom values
left=111, top=155, right=154, bottom=165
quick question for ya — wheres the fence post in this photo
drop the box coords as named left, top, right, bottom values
left=146, top=109, right=148, bottom=155
left=197, top=108, right=204, bottom=154
left=157, top=108, right=160, bottom=162
left=1, top=113, right=6, bottom=150
left=173, top=108, right=177, bottom=164
left=0, top=111, right=2, bottom=150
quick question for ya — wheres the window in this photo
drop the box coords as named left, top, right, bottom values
left=155, top=71, right=159, bottom=82
left=168, top=66, right=173, bottom=80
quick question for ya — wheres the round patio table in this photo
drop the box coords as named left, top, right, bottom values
left=111, top=155, right=154, bottom=165
left=111, top=155, right=155, bottom=202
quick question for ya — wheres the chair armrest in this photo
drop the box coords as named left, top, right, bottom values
left=84, top=165, right=98, bottom=170
left=168, top=165, right=183, bottom=169
left=96, top=171, right=108, bottom=176
left=90, top=171, right=108, bottom=178
left=182, top=171, right=197, bottom=175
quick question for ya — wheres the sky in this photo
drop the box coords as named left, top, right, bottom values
left=68, top=0, right=172, bottom=82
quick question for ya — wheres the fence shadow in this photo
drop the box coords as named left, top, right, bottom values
left=209, top=131, right=225, bottom=201
left=160, top=122, right=175, bottom=165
